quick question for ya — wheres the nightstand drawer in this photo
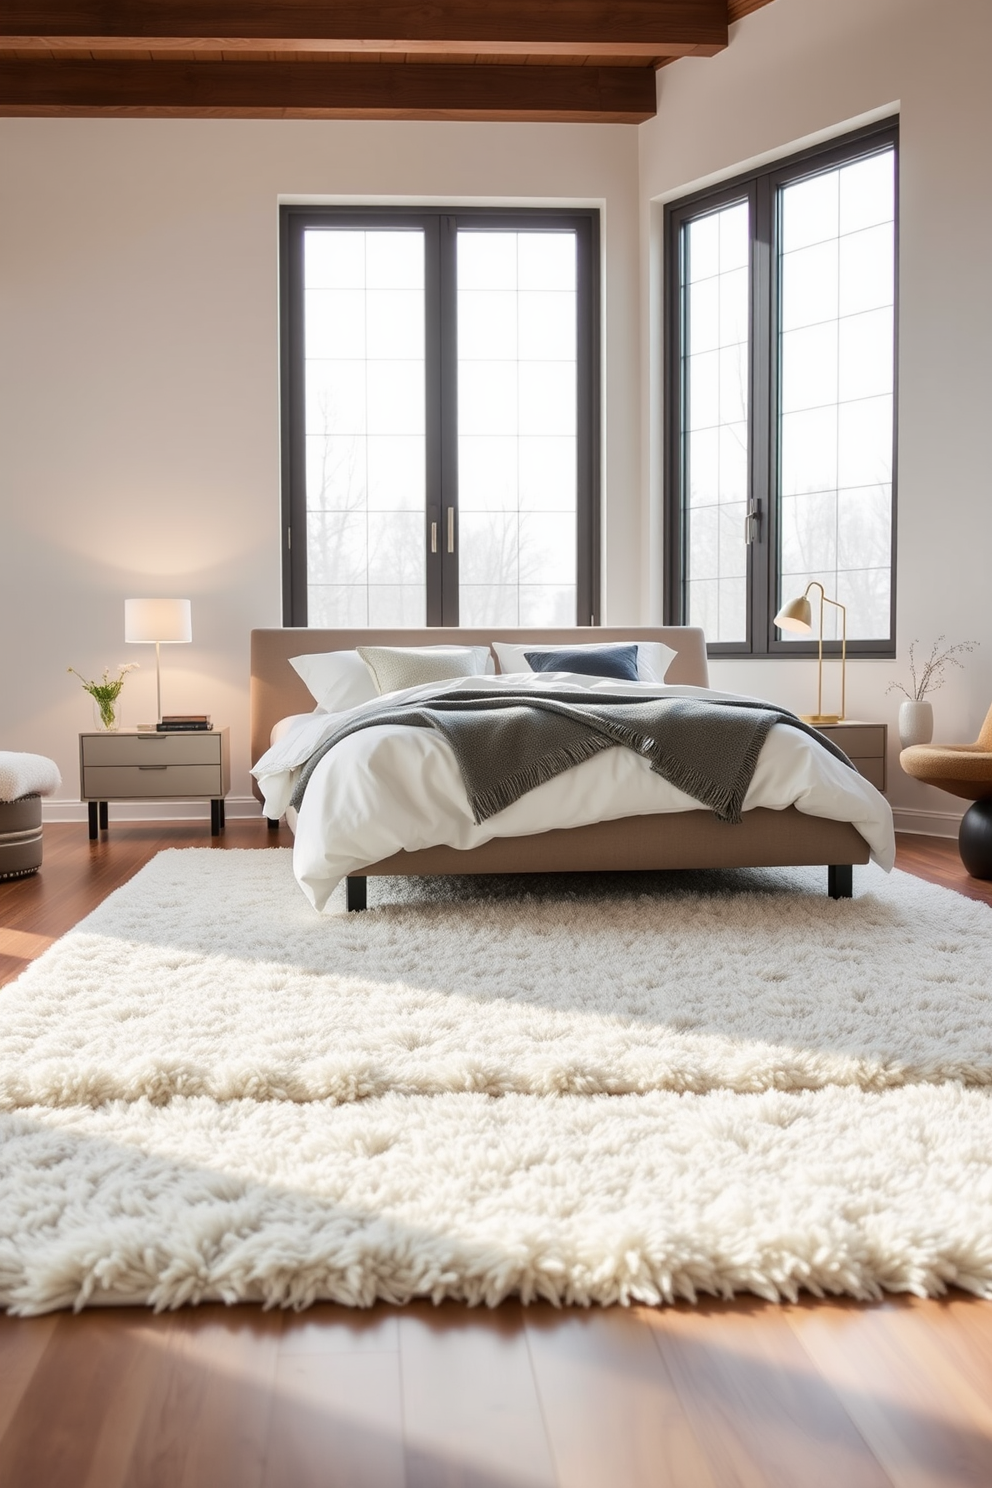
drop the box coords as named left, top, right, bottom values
left=848, top=757, right=885, bottom=791
left=816, top=724, right=884, bottom=757
left=81, top=733, right=221, bottom=767
left=82, top=764, right=223, bottom=799
left=813, top=722, right=887, bottom=793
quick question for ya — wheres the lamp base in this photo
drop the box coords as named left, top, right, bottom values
left=801, top=713, right=843, bottom=725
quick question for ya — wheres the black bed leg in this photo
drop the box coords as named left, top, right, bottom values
left=828, top=865, right=853, bottom=899
left=346, top=875, right=367, bottom=912
left=266, top=816, right=280, bottom=831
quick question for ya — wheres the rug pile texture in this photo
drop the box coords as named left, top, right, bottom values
left=2, top=848, right=991, bottom=1314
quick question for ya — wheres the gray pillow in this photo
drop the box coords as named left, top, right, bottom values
left=357, top=645, right=490, bottom=695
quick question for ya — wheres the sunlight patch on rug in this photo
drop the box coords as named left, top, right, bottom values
left=2, top=850, right=991, bottom=1108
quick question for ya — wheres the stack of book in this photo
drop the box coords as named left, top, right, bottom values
left=156, top=715, right=213, bottom=733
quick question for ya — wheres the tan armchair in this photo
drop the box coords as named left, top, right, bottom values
left=900, top=702, right=992, bottom=877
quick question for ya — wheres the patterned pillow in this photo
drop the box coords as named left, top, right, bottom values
left=523, top=645, right=641, bottom=681
left=357, top=645, right=492, bottom=695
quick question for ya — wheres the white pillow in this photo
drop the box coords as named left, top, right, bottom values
left=290, top=645, right=495, bottom=712
left=490, top=639, right=678, bottom=684
left=289, top=651, right=379, bottom=714
left=269, top=713, right=315, bottom=746
left=357, top=644, right=493, bottom=695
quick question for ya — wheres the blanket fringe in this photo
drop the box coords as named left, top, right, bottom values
left=470, top=737, right=615, bottom=824
left=651, top=722, right=772, bottom=825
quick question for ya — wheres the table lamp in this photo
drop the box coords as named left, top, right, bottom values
left=774, top=581, right=847, bottom=724
left=124, top=598, right=192, bottom=724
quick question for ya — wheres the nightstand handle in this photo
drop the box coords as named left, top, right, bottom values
left=138, top=764, right=168, bottom=771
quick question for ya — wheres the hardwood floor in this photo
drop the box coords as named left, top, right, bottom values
left=1, top=821, right=991, bottom=1486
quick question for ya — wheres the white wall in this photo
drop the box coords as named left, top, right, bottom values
left=640, top=0, right=992, bottom=834
left=0, top=118, right=640, bottom=811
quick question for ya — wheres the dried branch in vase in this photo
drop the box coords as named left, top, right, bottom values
left=886, top=637, right=978, bottom=702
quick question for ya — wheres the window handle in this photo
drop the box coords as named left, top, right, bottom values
left=744, top=499, right=761, bottom=546
left=430, top=520, right=438, bottom=554
left=447, top=506, right=455, bottom=554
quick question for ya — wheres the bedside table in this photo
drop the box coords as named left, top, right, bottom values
left=80, top=728, right=231, bottom=839
left=813, top=721, right=887, bottom=792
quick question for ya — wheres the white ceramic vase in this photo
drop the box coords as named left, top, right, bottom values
left=898, top=699, right=933, bottom=749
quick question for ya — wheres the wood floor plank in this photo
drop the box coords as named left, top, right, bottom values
left=399, top=1300, right=556, bottom=1488
left=0, top=1315, right=58, bottom=1446
left=787, top=1297, right=992, bottom=1488
left=280, top=1301, right=400, bottom=1355
left=929, top=1293, right=992, bottom=1378
left=125, top=1305, right=283, bottom=1488
left=894, top=834, right=992, bottom=908
left=642, top=1298, right=892, bottom=1488
left=264, top=1351, right=405, bottom=1488
left=0, top=1311, right=167, bottom=1488
left=524, top=1305, right=718, bottom=1488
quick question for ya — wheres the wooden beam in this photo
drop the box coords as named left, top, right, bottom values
left=0, top=2, right=728, bottom=58
left=0, top=58, right=658, bottom=122
left=728, top=0, right=775, bottom=19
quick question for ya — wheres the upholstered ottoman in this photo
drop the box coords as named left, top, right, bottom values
left=0, top=753, right=62, bottom=881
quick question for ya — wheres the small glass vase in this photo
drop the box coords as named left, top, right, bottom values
left=93, top=698, right=122, bottom=732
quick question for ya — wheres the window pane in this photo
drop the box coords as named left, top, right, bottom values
left=839, top=222, right=894, bottom=316
left=777, top=148, right=894, bottom=642
left=305, top=433, right=366, bottom=512
left=303, top=228, right=426, bottom=626
left=306, top=361, right=366, bottom=435
left=781, top=170, right=838, bottom=252
left=682, top=200, right=750, bottom=643
left=780, top=322, right=838, bottom=414
left=366, top=436, right=425, bottom=513
left=457, top=230, right=578, bottom=625
left=781, top=490, right=838, bottom=578
left=780, top=240, right=838, bottom=331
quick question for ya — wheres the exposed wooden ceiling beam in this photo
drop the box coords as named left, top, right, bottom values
left=0, top=1, right=728, bottom=59
left=728, top=0, right=775, bottom=20
left=0, top=57, right=659, bottom=122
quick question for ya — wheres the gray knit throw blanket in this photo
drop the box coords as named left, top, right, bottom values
left=290, top=691, right=852, bottom=825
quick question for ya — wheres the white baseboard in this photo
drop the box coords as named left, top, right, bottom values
left=42, top=796, right=264, bottom=824
left=891, top=806, right=962, bottom=839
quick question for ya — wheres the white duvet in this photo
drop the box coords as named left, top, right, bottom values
left=252, top=673, right=895, bottom=911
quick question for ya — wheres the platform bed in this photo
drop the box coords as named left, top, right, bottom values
left=249, top=625, right=868, bottom=909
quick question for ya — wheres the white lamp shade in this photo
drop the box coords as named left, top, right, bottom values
left=773, top=595, right=813, bottom=634
left=125, top=598, right=192, bottom=644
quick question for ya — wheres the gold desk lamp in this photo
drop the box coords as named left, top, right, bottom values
left=774, top=581, right=847, bottom=725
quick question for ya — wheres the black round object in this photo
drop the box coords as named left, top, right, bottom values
left=959, top=799, right=992, bottom=879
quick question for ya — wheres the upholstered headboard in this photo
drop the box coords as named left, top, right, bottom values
left=249, top=626, right=709, bottom=795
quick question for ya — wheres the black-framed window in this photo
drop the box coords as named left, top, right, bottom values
left=664, top=118, right=898, bottom=657
left=280, top=206, right=600, bottom=628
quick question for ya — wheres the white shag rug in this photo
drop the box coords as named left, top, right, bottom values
left=2, top=849, right=992, bottom=1314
